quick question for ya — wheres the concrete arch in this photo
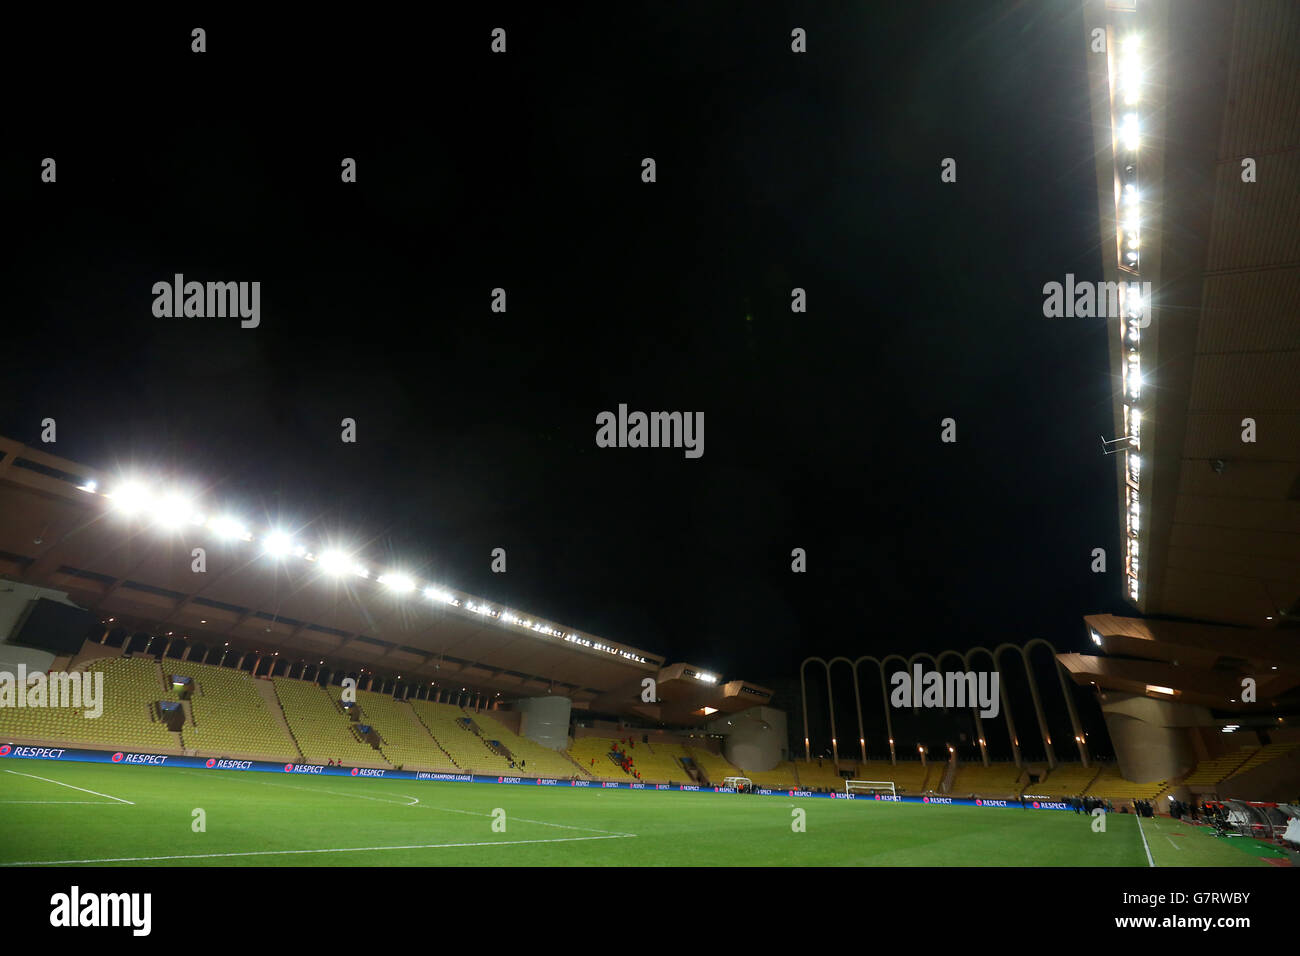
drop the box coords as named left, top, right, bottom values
left=1024, top=638, right=1089, bottom=767
left=879, top=654, right=909, bottom=763
left=988, top=642, right=1056, bottom=770
left=805, top=643, right=1082, bottom=771
left=802, top=655, right=898, bottom=765
left=996, top=642, right=1056, bottom=770
left=962, top=646, right=1023, bottom=767
left=852, top=656, right=891, bottom=764
left=828, top=656, right=867, bottom=763
left=799, top=657, right=828, bottom=761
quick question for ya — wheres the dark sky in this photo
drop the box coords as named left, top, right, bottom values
left=2, top=3, right=1131, bottom=696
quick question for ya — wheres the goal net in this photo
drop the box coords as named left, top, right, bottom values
left=846, top=779, right=896, bottom=797
left=722, top=776, right=753, bottom=789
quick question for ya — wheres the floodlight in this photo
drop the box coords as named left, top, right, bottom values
left=110, top=482, right=152, bottom=516
left=209, top=515, right=250, bottom=541
left=263, top=531, right=294, bottom=558
left=1119, top=113, right=1140, bottom=151
left=320, top=550, right=351, bottom=576
left=379, top=572, right=415, bottom=593
left=154, top=493, right=198, bottom=529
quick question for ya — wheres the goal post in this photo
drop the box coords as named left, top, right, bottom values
left=722, top=776, right=753, bottom=789
left=846, top=779, right=896, bottom=797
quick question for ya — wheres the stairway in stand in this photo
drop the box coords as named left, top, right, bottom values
left=251, top=677, right=303, bottom=760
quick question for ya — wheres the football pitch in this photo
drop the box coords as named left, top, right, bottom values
left=0, top=762, right=1284, bottom=867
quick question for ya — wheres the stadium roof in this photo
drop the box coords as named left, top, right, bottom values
left=1065, top=613, right=1300, bottom=713
left=1087, top=0, right=1300, bottom=629
left=0, top=434, right=772, bottom=720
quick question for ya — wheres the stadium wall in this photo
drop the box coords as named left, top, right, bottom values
left=1100, top=693, right=1205, bottom=781
left=718, top=707, right=787, bottom=772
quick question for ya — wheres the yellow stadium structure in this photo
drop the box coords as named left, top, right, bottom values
left=0, top=656, right=175, bottom=752
left=271, top=677, right=388, bottom=768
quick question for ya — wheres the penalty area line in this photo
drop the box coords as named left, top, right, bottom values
left=3, top=769, right=134, bottom=805
left=1, top=833, right=638, bottom=866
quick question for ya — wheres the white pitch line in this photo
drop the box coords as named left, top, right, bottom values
left=1165, top=836, right=1182, bottom=850
left=179, top=769, right=632, bottom=836
left=0, top=800, right=122, bottom=805
left=1, top=833, right=637, bottom=866
left=179, top=770, right=420, bottom=806
left=415, top=803, right=634, bottom=837
left=3, top=769, right=134, bottom=805
left=509, top=814, right=634, bottom=837
left=1135, top=813, right=1155, bottom=867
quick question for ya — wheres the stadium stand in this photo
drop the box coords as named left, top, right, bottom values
left=354, top=690, right=459, bottom=772
left=792, top=759, right=847, bottom=791
left=569, top=736, right=634, bottom=778
left=173, top=661, right=298, bottom=761
left=1225, top=742, right=1298, bottom=778
left=923, top=762, right=950, bottom=793
left=949, top=762, right=1024, bottom=797
left=607, top=740, right=690, bottom=783
left=736, top=760, right=800, bottom=790
left=1183, top=750, right=1256, bottom=787
left=854, top=760, right=928, bottom=794
left=471, top=711, right=592, bottom=778
left=1031, top=763, right=1099, bottom=796
left=271, top=677, right=388, bottom=767
left=407, top=700, right=514, bottom=774
left=1085, top=766, right=1165, bottom=801
left=0, top=656, right=175, bottom=752
left=687, top=746, right=742, bottom=786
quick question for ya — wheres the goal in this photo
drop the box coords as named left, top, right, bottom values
left=846, top=779, right=896, bottom=797
left=722, top=776, right=753, bottom=789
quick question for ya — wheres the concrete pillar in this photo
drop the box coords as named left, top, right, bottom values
left=973, top=713, right=991, bottom=767
left=825, top=668, right=840, bottom=766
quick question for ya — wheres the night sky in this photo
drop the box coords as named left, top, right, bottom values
left=3, top=5, right=1131, bottom=755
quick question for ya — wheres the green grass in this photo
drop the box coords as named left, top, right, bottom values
left=0, top=762, right=1281, bottom=866
left=1144, top=813, right=1289, bottom=867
